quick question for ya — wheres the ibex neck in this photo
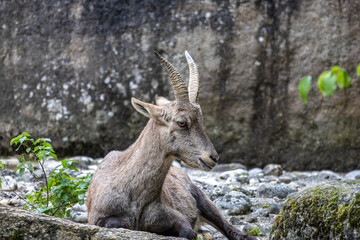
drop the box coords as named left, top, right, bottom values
left=125, top=119, right=173, bottom=201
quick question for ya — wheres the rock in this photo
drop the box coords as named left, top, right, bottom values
left=249, top=168, right=264, bottom=176
left=278, top=175, right=292, bottom=184
left=237, top=175, right=250, bottom=185
left=70, top=156, right=98, bottom=170
left=241, top=223, right=262, bottom=236
left=249, top=178, right=260, bottom=185
left=318, top=170, right=341, bottom=180
left=219, top=168, right=249, bottom=186
left=228, top=201, right=252, bottom=215
left=0, top=158, right=19, bottom=170
left=267, top=204, right=282, bottom=215
left=214, top=190, right=251, bottom=211
left=213, top=163, right=247, bottom=172
left=345, top=170, right=360, bottom=180
left=243, top=215, right=258, bottom=223
left=263, top=175, right=280, bottom=183
left=0, top=176, right=17, bottom=191
left=71, top=203, right=87, bottom=212
left=43, top=159, right=62, bottom=171
left=270, top=181, right=360, bottom=240
left=257, top=184, right=297, bottom=199
left=69, top=211, right=88, bottom=223
left=263, top=164, right=283, bottom=177
left=0, top=204, right=182, bottom=240
left=253, top=208, right=269, bottom=217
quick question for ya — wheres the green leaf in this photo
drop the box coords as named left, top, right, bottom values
left=66, top=209, right=71, bottom=218
left=336, top=69, right=351, bottom=89
left=19, top=168, right=25, bottom=177
left=49, top=152, right=58, bottom=160
left=26, top=147, right=32, bottom=153
left=298, top=75, right=312, bottom=103
left=26, top=161, right=34, bottom=171
left=331, top=65, right=341, bottom=73
left=19, top=136, right=27, bottom=144
left=317, top=71, right=337, bottom=97
left=67, top=165, right=79, bottom=172
left=357, top=64, right=360, bottom=77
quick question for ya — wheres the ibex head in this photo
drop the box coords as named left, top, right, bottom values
left=131, top=51, right=219, bottom=171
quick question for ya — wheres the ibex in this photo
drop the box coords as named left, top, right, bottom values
left=87, top=51, right=257, bottom=240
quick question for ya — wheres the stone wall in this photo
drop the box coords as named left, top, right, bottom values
left=0, top=0, right=359, bottom=171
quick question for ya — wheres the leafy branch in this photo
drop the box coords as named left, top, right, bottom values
left=298, top=63, right=359, bottom=103
left=5, top=132, right=93, bottom=218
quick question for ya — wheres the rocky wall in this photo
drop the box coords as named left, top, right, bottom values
left=0, top=0, right=359, bottom=171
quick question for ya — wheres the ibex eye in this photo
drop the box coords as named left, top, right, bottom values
left=177, top=122, right=187, bottom=128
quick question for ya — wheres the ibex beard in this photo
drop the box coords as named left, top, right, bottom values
left=86, top=51, right=257, bottom=240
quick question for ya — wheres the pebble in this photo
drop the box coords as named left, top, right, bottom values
left=257, top=183, right=297, bottom=199
left=248, top=168, right=263, bottom=176
left=213, top=163, right=247, bottom=172
left=319, top=170, right=341, bottom=180
left=263, top=164, right=283, bottom=176
left=345, top=170, right=360, bottom=179
left=267, top=203, right=282, bottom=215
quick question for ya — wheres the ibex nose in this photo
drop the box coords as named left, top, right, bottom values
left=210, top=153, right=219, bottom=164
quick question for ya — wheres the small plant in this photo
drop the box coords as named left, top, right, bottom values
left=250, top=226, right=262, bottom=236
left=298, top=64, right=359, bottom=103
left=0, top=161, right=5, bottom=189
left=9, top=132, right=92, bottom=218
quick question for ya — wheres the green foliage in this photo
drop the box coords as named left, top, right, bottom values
left=250, top=226, right=263, bottom=236
left=0, top=161, right=5, bottom=189
left=9, top=132, right=93, bottom=218
left=298, top=65, right=356, bottom=103
left=298, top=75, right=312, bottom=103
left=357, top=64, right=360, bottom=77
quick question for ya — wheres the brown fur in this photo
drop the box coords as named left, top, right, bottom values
left=86, top=52, right=257, bottom=240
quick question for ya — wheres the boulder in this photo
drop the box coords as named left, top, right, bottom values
left=0, top=204, right=182, bottom=240
left=270, top=181, right=360, bottom=240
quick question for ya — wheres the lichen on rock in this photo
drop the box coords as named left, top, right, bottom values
left=270, top=181, right=360, bottom=240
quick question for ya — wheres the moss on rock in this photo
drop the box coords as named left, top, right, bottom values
left=270, top=182, right=360, bottom=240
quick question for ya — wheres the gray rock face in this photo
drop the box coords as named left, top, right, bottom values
left=0, top=1, right=359, bottom=171
left=269, top=181, right=360, bottom=240
left=0, top=204, right=182, bottom=240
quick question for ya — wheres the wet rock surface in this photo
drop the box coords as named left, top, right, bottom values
left=2, top=157, right=359, bottom=239
left=0, top=1, right=360, bottom=171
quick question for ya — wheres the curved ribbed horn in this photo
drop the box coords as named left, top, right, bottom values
left=185, top=51, right=199, bottom=103
left=154, top=51, right=189, bottom=102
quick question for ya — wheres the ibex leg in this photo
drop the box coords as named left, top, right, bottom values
left=190, top=184, right=258, bottom=240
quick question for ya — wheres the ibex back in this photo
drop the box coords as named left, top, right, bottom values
left=86, top=51, right=257, bottom=240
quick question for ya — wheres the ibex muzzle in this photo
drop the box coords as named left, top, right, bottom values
left=86, top=51, right=257, bottom=240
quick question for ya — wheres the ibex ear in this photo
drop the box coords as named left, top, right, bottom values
left=155, top=96, right=171, bottom=106
left=131, top=97, right=168, bottom=125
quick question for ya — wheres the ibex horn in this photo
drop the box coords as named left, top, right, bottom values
left=185, top=51, right=199, bottom=103
left=154, top=51, right=189, bottom=102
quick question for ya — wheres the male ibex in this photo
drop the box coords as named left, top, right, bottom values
left=87, top=51, right=257, bottom=240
